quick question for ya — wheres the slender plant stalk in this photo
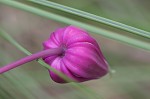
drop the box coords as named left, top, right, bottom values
left=0, top=29, right=72, bottom=82
left=0, top=29, right=67, bottom=80
left=30, top=0, right=150, bottom=39
left=0, top=0, right=149, bottom=51
left=0, top=48, right=63, bottom=74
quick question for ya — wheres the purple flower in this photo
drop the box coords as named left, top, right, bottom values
left=43, top=26, right=108, bottom=83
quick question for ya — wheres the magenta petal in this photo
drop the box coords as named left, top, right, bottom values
left=48, top=57, right=65, bottom=83
left=43, top=25, right=109, bottom=83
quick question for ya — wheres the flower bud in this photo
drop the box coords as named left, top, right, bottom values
left=43, top=26, right=108, bottom=83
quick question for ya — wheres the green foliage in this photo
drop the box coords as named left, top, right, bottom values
left=0, top=0, right=150, bottom=51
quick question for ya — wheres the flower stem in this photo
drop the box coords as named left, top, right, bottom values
left=0, top=47, right=63, bottom=74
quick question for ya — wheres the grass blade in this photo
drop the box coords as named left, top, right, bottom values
left=30, top=0, right=150, bottom=39
left=0, top=0, right=149, bottom=51
left=0, top=29, right=31, bottom=55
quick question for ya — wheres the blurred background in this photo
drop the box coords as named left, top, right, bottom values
left=0, top=0, right=150, bottom=99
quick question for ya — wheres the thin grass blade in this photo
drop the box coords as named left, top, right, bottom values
left=30, top=0, right=150, bottom=39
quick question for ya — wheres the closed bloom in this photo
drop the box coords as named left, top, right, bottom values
left=43, top=26, right=108, bottom=83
